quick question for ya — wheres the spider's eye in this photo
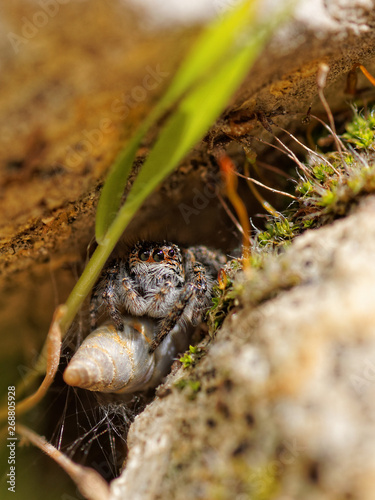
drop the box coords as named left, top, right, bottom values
left=168, top=248, right=175, bottom=258
left=153, top=249, right=164, bottom=262
left=139, top=250, right=150, bottom=261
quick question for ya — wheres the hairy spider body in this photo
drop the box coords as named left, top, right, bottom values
left=90, top=241, right=227, bottom=352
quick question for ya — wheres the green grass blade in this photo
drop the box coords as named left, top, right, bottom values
left=103, top=16, right=289, bottom=258
left=19, top=1, right=294, bottom=394
left=95, top=127, right=145, bottom=243
left=116, top=14, right=290, bottom=215
left=84, top=1, right=293, bottom=334
left=159, top=0, right=257, bottom=105
left=69, top=6, right=279, bottom=340
left=95, top=0, right=258, bottom=242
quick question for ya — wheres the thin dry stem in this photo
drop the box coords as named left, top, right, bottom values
left=244, top=164, right=281, bottom=217
left=235, top=170, right=298, bottom=200
left=316, top=64, right=347, bottom=170
left=272, top=134, right=312, bottom=176
left=254, top=134, right=313, bottom=178
left=256, top=160, right=291, bottom=179
left=219, top=154, right=251, bottom=267
left=217, top=192, right=245, bottom=236
left=17, top=424, right=110, bottom=500
left=358, top=64, right=375, bottom=88
left=309, top=114, right=347, bottom=151
left=276, top=125, right=340, bottom=176
left=253, top=136, right=294, bottom=158
left=0, top=305, right=65, bottom=424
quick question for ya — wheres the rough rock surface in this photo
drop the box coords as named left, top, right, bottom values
left=111, top=196, right=375, bottom=500
left=1, top=0, right=375, bottom=498
left=1, top=0, right=375, bottom=282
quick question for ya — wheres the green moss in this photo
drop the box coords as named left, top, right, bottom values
left=257, top=218, right=299, bottom=247
left=302, top=219, right=314, bottom=228
left=345, top=154, right=354, bottom=166
left=208, top=458, right=281, bottom=500
left=318, top=189, right=337, bottom=207
left=207, top=259, right=246, bottom=334
left=312, top=163, right=335, bottom=182
left=174, top=378, right=201, bottom=399
left=278, top=107, right=375, bottom=234
left=180, top=345, right=199, bottom=368
left=297, top=181, right=313, bottom=195
left=207, top=106, right=375, bottom=336
left=342, top=108, right=375, bottom=149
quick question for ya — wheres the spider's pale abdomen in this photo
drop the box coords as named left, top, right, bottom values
left=63, top=315, right=191, bottom=393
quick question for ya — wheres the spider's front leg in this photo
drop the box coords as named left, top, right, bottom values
left=148, top=261, right=212, bottom=353
left=187, top=245, right=227, bottom=276
left=90, top=259, right=125, bottom=332
left=90, top=259, right=147, bottom=331
left=121, top=275, right=149, bottom=316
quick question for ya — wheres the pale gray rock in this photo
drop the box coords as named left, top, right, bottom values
left=110, top=195, right=375, bottom=500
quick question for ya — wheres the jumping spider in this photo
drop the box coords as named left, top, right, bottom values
left=90, top=241, right=227, bottom=352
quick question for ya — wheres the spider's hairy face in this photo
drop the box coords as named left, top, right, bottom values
left=90, top=239, right=227, bottom=350
left=128, top=241, right=185, bottom=291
